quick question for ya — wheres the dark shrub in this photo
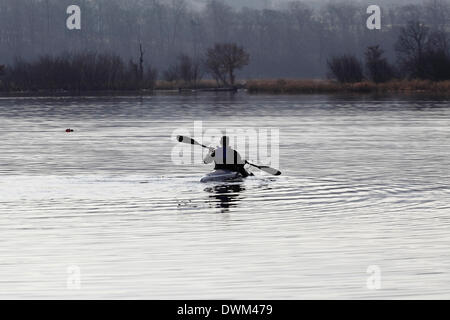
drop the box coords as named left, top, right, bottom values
left=2, top=52, right=158, bottom=91
left=327, top=54, right=364, bottom=83
left=365, top=45, right=395, bottom=83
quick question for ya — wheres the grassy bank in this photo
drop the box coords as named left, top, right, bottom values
left=154, top=80, right=250, bottom=91
left=2, top=78, right=449, bottom=95
left=155, top=80, right=218, bottom=90
left=246, top=79, right=450, bottom=94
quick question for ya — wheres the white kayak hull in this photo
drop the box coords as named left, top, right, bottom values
left=200, top=170, right=243, bottom=183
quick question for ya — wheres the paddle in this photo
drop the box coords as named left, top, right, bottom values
left=176, top=135, right=214, bottom=151
left=176, top=135, right=281, bottom=176
left=245, top=161, right=281, bottom=176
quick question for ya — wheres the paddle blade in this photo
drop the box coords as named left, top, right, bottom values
left=246, top=161, right=281, bottom=176
left=177, top=135, right=196, bottom=145
left=258, top=166, right=281, bottom=176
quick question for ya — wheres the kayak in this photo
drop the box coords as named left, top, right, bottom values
left=200, top=169, right=244, bottom=183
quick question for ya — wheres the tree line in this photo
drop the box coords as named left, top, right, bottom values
left=327, top=20, right=450, bottom=83
left=1, top=0, right=449, bottom=91
left=1, top=0, right=450, bottom=78
left=0, top=43, right=249, bottom=91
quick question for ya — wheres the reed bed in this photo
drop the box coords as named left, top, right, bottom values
left=155, top=80, right=219, bottom=90
left=246, top=79, right=450, bottom=94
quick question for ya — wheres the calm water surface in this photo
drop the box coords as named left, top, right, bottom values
left=0, top=93, right=449, bottom=299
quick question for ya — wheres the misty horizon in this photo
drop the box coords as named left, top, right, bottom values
left=0, top=0, right=449, bottom=79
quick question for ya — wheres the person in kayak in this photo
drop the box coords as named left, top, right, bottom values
left=203, top=136, right=252, bottom=177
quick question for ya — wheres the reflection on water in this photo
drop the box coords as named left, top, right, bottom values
left=0, top=93, right=450, bottom=299
left=205, top=183, right=245, bottom=211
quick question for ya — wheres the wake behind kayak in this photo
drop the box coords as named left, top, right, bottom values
left=200, top=170, right=244, bottom=183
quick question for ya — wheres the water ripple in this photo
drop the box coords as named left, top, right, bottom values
left=1, top=94, right=450, bottom=299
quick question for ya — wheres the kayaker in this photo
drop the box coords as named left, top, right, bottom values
left=203, top=136, right=252, bottom=177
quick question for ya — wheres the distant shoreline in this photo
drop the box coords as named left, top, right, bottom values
left=246, top=79, right=450, bottom=95
left=1, top=79, right=449, bottom=97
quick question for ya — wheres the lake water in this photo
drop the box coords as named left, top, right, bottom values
left=0, top=93, right=449, bottom=299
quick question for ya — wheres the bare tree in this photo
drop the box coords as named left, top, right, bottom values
left=205, top=51, right=227, bottom=86
left=178, top=54, right=203, bottom=86
left=205, top=43, right=249, bottom=87
left=139, top=43, right=145, bottom=82
left=365, top=45, right=395, bottom=83
left=422, top=30, right=450, bottom=80
left=163, top=54, right=203, bottom=86
left=395, top=20, right=450, bottom=79
left=427, top=30, right=450, bottom=52
left=395, top=21, right=429, bottom=77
